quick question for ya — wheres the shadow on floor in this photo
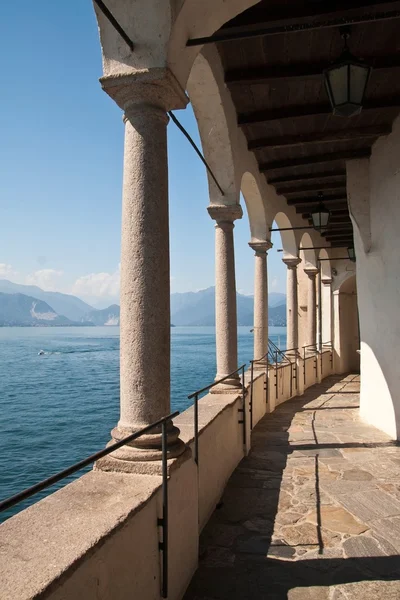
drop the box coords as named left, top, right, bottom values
left=184, top=374, right=400, bottom=600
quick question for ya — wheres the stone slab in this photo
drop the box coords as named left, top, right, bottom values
left=337, top=490, right=400, bottom=522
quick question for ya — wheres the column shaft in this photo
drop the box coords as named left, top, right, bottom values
left=283, top=258, right=301, bottom=350
left=209, top=205, right=242, bottom=391
left=96, top=70, right=188, bottom=466
left=305, top=269, right=318, bottom=348
left=250, top=241, right=272, bottom=363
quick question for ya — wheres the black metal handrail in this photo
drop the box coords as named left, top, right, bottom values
left=188, top=364, right=247, bottom=467
left=0, top=410, right=179, bottom=598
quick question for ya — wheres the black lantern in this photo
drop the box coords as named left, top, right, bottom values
left=324, top=28, right=372, bottom=118
left=311, top=193, right=330, bottom=231
left=347, top=246, right=356, bottom=262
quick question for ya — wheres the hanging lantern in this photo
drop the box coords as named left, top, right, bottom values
left=347, top=246, right=356, bottom=262
left=324, top=27, right=372, bottom=118
left=311, top=193, right=330, bottom=231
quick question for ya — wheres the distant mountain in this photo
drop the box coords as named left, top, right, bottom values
left=83, top=304, right=120, bottom=326
left=0, top=292, right=78, bottom=326
left=0, top=280, right=93, bottom=321
left=171, top=287, right=286, bottom=327
left=268, top=292, right=286, bottom=308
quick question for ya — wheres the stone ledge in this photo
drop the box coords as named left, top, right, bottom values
left=0, top=471, right=161, bottom=600
left=175, top=390, right=242, bottom=446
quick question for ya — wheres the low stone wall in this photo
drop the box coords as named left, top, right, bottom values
left=0, top=350, right=334, bottom=600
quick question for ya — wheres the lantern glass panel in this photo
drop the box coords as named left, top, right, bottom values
left=327, top=64, right=349, bottom=106
left=349, top=63, right=369, bottom=104
left=311, top=209, right=330, bottom=230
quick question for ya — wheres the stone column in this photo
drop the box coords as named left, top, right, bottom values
left=304, top=268, right=319, bottom=348
left=97, top=70, right=188, bottom=468
left=283, top=258, right=301, bottom=351
left=208, top=204, right=243, bottom=391
left=321, top=277, right=333, bottom=345
left=249, top=241, right=272, bottom=366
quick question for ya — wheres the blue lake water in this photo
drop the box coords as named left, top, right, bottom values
left=0, top=326, right=286, bottom=521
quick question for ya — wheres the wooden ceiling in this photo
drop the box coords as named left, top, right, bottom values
left=211, top=0, right=400, bottom=248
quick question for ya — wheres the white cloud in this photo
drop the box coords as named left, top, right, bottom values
left=72, top=265, right=120, bottom=299
left=0, top=263, right=18, bottom=279
left=25, top=269, right=64, bottom=291
left=270, top=276, right=279, bottom=290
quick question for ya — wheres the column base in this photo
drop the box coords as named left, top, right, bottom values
left=95, top=443, right=189, bottom=475
left=210, top=374, right=241, bottom=394
left=253, top=359, right=268, bottom=371
left=95, top=421, right=186, bottom=474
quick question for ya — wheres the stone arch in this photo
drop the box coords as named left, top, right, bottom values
left=271, top=212, right=298, bottom=259
left=187, top=49, right=238, bottom=205
left=319, top=249, right=332, bottom=281
left=241, top=172, right=268, bottom=241
left=299, top=232, right=317, bottom=269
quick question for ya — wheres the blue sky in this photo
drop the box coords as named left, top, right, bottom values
left=0, top=1, right=285, bottom=307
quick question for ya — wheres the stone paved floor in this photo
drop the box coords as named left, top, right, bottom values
left=184, top=374, right=400, bottom=599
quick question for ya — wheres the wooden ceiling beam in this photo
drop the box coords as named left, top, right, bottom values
left=278, top=183, right=346, bottom=196
left=249, top=125, right=391, bottom=151
left=222, top=1, right=400, bottom=29
left=227, top=56, right=400, bottom=85
left=188, top=3, right=400, bottom=46
left=291, top=196, right=347, bottom=205
left=239, top=98, right=400, bottom=126
left=268, top=170, right=346, bottom=185
left=261, top=150, right=371, bottom=172
left=322, top=230, right=353, bottom=237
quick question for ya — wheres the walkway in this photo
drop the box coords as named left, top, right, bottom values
left=184, top=374, right=400, bottom=599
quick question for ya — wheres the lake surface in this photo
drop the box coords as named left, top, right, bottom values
left=0, top=326, right=286, bottom=521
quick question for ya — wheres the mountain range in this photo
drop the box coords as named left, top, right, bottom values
left=0, top=281, right=286, bottom=327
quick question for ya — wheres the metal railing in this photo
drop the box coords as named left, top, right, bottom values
left=188, top=364, right=247, bottom=467
left=0, top=411, right=179, bottom=599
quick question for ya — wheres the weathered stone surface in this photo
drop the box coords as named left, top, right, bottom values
left=306, top=506, right=368, bottom=535
left=338, top=490, right=400, bottom=522
left=370, top=516, right=400, bottom=552
left=343, top=534, right=387, bottom=557
left=331, top=581, right=400, bottom=599
left=342, top=468, right=373, bottom=481
left=288, top=587, right=330, bottom=600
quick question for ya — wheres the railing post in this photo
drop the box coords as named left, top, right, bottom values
left=303, top=347, right=306, bottom=387
left=290, top=361, right=293, bottom=398
left=194, top=393, right=199, bottom=468
left=242, top=365, right=247, bottom=448
left=275, top=350, right=278, bottom=401
left=265, top=359, right=269, bottom=406
left=159, top=420, right=169, bottom=599
left=250, top=361, right=254, bottom=430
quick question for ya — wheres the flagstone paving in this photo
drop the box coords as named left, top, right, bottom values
left=183, top=374, right=400, bottom=599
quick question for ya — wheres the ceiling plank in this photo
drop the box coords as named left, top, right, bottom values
left=239, top=98, right=400, bottom=126
left=269, top=170, right=346, bottom=185
left=249, top=125, right=391, bottom=151
left=261, top=150, right=371, bottom=172
left=227, top=56, right=400, bottom=85
left=277, top=183, right=346, bottom=195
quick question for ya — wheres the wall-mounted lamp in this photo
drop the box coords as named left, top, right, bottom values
left=324, top=27, right=372, bottom=118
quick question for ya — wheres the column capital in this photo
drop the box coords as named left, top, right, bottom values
left=248, top=240, right=273, bottom=255
left=282, top=257, right=301, bottom=269
left=100, top=67, right=189, bottom=114
left=208, top=204, right=243, bottom=224
left=322, top=277, right=333, bottom=285
left=304, top=267, right=319, bottom=279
